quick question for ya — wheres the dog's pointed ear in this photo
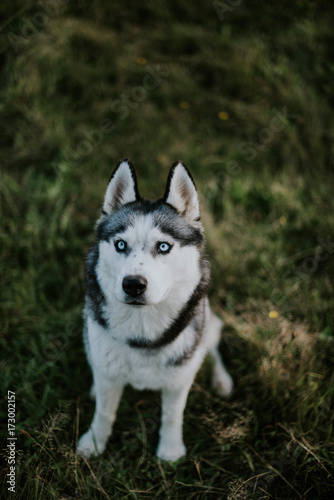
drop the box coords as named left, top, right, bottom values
left=164, top=161, right=200, bottom=222
left=103, top=159, right=139, bottom=214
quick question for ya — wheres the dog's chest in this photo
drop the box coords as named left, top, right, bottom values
left=92, top=336, right=175, bottom=390
left=88, top=313, right=204, bottom=390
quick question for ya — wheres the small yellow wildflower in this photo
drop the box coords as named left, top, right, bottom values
left=279, top=216, right=287, bottom=225
left=157, top=154, right=167, bottom=163
left=137, top=57, right=147, bottom=65
left=179, top=101, right=189, bottom=110
left=218, top=111, right=229, bottom=120
left=269, top=311, right=279, bottom=319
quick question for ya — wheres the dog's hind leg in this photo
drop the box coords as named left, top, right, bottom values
left=207, top=310, right=234, bottom=398
left=210, top=345, right=234, bottom=397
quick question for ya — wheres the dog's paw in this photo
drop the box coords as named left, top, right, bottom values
left=212, top=369, right=234, bottom=398
left=77, top=430, right=106, bottom=458
left=156, top=441, right=186, bottom=462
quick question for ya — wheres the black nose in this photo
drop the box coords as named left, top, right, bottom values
left=122, top=275, right=148, bottom=297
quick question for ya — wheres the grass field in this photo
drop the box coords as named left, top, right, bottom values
left=1, top=1, right=334, bottom=498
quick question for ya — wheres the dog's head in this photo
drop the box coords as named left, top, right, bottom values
left=95, top=159, right=206, bottom=307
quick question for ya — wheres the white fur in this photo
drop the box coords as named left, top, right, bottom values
left=77, top=163, right=233, bottom=461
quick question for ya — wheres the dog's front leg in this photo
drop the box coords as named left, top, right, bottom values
left=77, top=374, right=124, bottom=458
left=156, top=383, right=192, bottom=461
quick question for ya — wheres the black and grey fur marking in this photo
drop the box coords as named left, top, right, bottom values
left=166, top=299, right=206, bottom=367
left=96, top=214, right=129, bottom=243
left=85, top=243, right=107, bottom=328
left=96, top=199, right=203, bottom=247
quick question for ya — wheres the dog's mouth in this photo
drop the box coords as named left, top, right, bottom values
left=124, top=299, right=146, bottom=306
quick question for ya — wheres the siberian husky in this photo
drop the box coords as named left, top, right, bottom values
left=77, top=159, right=233, bottom=461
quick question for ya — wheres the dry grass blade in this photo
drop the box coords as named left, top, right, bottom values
left=278, top=423, right=333, bottom=478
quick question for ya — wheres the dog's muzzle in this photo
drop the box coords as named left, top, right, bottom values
left=122, top=275, right=147, bottom=302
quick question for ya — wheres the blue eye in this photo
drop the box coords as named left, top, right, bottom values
left=158, top=242, right=171, bottom=254
left=115, top=240, right=127, bottom=252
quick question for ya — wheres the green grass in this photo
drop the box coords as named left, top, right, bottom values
left=1, top=1, right=334, bottom=498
